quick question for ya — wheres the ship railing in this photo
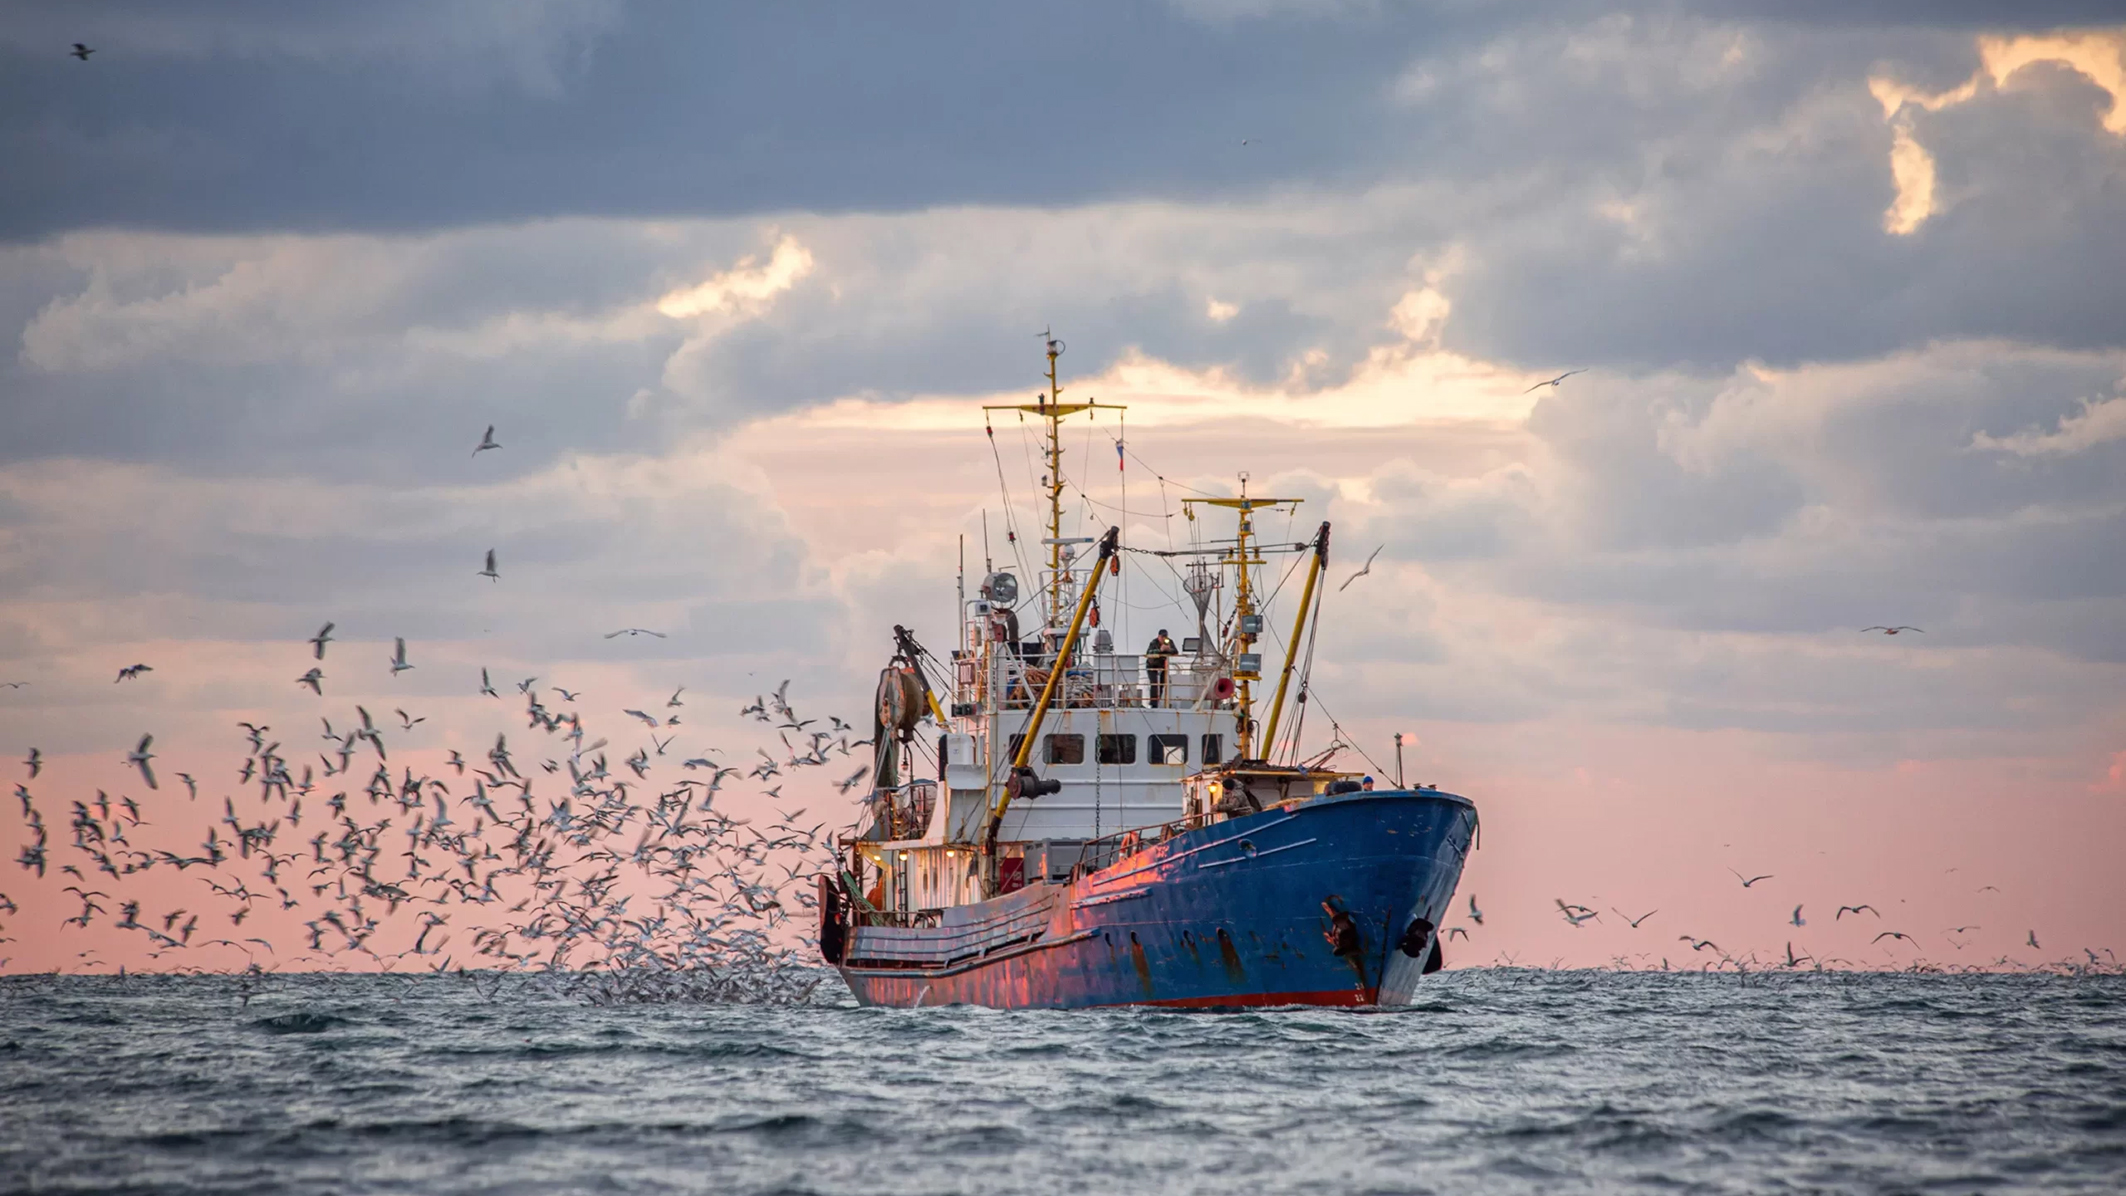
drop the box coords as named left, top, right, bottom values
left=845, top=898, right=1055, bottom=967
left=855, top=909, right=944, bottom=929
left=983, top=653, right=1221, bottom=711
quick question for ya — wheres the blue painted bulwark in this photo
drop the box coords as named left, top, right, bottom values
left=837, top=789, right=1476, bottom=1009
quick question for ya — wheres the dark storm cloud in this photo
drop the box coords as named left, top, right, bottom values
left=1399, top=18, right=2126, bottom=370
left=10, top=1, right=2104, bottom=243
left=0, top=0, right=1480, bottom=242
left=1699, top=1, right=2126, bottom=31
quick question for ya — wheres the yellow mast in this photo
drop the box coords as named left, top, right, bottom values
left=1183, top=476, right=1301, bottom=760
left=982, top=332, right=1122, bottom=629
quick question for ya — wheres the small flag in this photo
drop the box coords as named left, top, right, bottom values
left=1117, top=440, right=1126, bottom=471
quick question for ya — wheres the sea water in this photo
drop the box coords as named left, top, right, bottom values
left=2, top=970, right=2121, bottom=1194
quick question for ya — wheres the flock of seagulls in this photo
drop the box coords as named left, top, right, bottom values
left=9, top=651, right=864, bottom=998
left=0, top=421, right=868, bottom=1000
left=1449, top=865, right=2103, bottom=974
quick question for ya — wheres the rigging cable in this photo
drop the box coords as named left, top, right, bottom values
left=983, top=414, right=1037, bottom=593
left=1301, top=690, right=1391, bottom=781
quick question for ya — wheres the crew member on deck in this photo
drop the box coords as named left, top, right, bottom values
left=1145, top=629, right=1177, bottom=706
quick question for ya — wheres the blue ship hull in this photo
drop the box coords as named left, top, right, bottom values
left=836, top=790, right=1478, bottom=1009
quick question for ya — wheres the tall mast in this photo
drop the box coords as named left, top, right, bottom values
left=1043, top=333, right=1066, bottom=621
left=1184, top=475, right=1301, bottom=760
left=983, top=332, right=1123, bottom=628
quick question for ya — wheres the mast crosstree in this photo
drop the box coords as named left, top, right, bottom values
left=983, top=332, right=1123, bottom=630
left=1183, top=477, right=1302, bottom=759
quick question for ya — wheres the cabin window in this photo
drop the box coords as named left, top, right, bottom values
left=1202, top=734, right=1224, bottom=766
left=1149, top=734, right=1188, bottom=765
left=1097, top=733, right=1137, bottom=765
left=1045, top=734, right=1085, bottom=765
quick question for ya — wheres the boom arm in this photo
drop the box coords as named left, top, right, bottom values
left=981, top=525, right=1120, bottom=886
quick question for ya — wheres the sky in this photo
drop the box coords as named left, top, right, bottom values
left=2, top=1, right=2123, bottom=975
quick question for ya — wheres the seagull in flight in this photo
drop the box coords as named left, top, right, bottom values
left=126, top=734, right=158, bottom=790
left=1836, top=904, right=1879, bottom=919
left=473, top=425, right=501, bottom=456
left=309, top=622, right=334, bottom=660
left=1729, top=868, right=1773, bottom=887
left=1555, top=899, right=1598, bottom=927
left=115, top=664, right=152, bottom=682
left=1860, top=626, right=1923, bottom=635
left=72, top=43, right=94, bottom=61
left=667, top=686, right=685, bottom=708
left=1339, top=545, right=1384, bottom=593
left=389, top=637, right=413, bottom=676
left=552, top=687, right=579, bottom=702
left=2027, top=929, right=2041, bottom=950
left=0, top=681, right=25, bottom=689
left=1873, top=930, right=1915, bottom=945
left=622, top=709, right=659, bottom=728
left=296, top=668, right=323, bottom=695
left=394, top=708, right=424, bottom=730
left=478, top=549, right=498, bottom=582
left=1467, top=894, right=1484, bottom=926
left=1790, top=904, right=1806, bottom=927
left=1522, top=368, right=1586, bottom=394
left=1613, top=908, right=1657, bottom=928
left=1679, top=936, right=1720, bottom=953
left=604, top=628, right=666, bottom=639
left=478, top=668, right=499, bottom=698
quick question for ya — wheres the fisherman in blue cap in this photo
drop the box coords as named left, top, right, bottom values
left=1361, top=776, right=1375, bottom=790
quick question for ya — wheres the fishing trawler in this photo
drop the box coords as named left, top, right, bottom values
left=818, top=335, right=1479, bottom=1008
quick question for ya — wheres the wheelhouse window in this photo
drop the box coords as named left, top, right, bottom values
left=1096, top=733, right=1137, bottom=765
left=1045, top=734, right=1085, bottom=765
left=1148, top=734, right=1188, bottom=766
left=1201, top=734, right=1224, bottom=766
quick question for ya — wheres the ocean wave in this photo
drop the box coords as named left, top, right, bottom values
left=2, top=972, right=2120, bottom=1196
